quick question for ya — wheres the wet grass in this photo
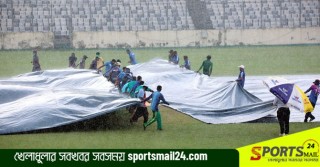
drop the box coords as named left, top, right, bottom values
left=0, top=45, right=319, bottom=149
left=0, top=45, right=319, bottom=78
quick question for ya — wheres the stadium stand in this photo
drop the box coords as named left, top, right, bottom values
left=203, top=0, right=320, bottom=29
left=0, top=0, right=319, bottom=34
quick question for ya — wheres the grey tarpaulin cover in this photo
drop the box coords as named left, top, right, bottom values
left=128, top=59, right=320, bottom=124
left=0, top=69, right=139, bottom=134
left=0, top=59, right=319, bottom=134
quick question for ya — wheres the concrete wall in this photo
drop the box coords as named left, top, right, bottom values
left=0, top=27, right=319, bottom=50
left=0, top=32, right=54, bottom=49
left=72, top=27, right=320, bottom=48
left=224, top=27, right=320, bottom=46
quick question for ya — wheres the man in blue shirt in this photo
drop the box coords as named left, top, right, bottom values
left=170, top=51, right=179, bottom=64
left=236, top=65, right=245, bottom=88
left=98, top=59, right=116, bottom=77
left=143, top=85, right=170, bottom=130
left=126, top=49, right=137, bottom=65
left=181, top=55, right=191, bottom=70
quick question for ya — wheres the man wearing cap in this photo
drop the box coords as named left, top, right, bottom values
left=77, top=55, right=88, bottom=69
left=304, top=79, right=320, bottom=122
left=31, top=50, right=41, bottom=72
left=197, top=55, right=213, bottom=76
left=126, top=49, right=137, bottom=65
left=236, top=65, right=246, bottom=88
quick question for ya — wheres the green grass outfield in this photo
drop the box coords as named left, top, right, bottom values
left=0, top=108, right=319, bottom=149
left=0, top=45, right=320, bottom=77
left=0, top=45, right=319, bottom=149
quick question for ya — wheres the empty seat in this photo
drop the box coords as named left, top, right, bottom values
left=2, top=0, right=316, bottom=33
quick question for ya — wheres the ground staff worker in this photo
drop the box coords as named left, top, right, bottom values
left=304, top=79, right=319, bottom=122
left=130, top=86, right=152, bottom=125
left=236, top=65, right=245, bottom=88
left=31, top=50, right=41, bottom=72
left=197, top=55, right=213, bottom=76
left=273, top=96, right=290, bottom=136
left=142, top=85, right=169, bottom=131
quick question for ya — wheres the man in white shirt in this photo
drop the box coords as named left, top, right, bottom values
left=273, top=97, right=290, bottom=136
left=130, top=86, right=150, bottom=125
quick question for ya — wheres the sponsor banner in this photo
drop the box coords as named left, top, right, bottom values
left=0, top=149, right=238, bottom=167
left=237, top=127, right=320, bottom=167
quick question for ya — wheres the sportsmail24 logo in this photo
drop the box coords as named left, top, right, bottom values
left=250, top=139, right=319, bottom=163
